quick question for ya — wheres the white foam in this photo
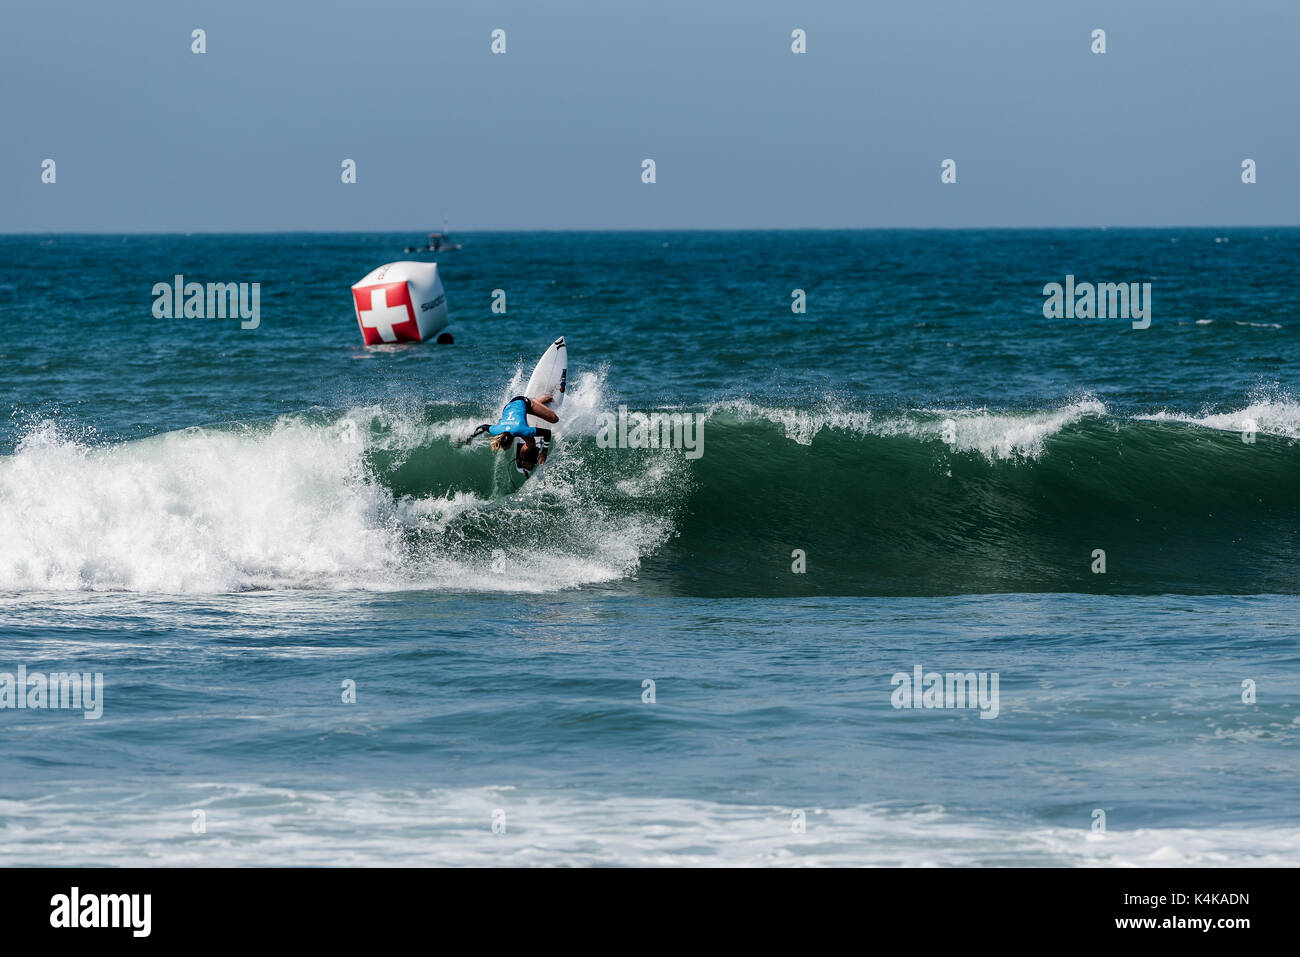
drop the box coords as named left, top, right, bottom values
left=904, top=397, right=1108, bottom=461
left=0, top=367, right=678, bottom=594
left=0, top=419, right=402, bottom=592
left=1138, top=393, right=1300, bottom=440
left=710, top=396, right=1107, bottom=461
left=705, top=400, right=876, bottom=447
left=1, top=785, right=1293, bottom=867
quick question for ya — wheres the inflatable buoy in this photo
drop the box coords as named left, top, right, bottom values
left=351, top=261, right=449, bottom=344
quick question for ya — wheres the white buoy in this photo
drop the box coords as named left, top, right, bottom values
left=351, top=261, right=449, bottom=344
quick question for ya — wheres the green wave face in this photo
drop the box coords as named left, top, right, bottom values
left=639, top=417, right=1300, bottom=596
left=359, top=404, right=1300, bottom=597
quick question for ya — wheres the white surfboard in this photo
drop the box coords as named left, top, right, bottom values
left=523, top=336, right=567, bottom=429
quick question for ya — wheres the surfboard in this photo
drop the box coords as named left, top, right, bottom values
left=524, top=336, right=566, bottom=428
left=514, top=337, right=566, bottom=484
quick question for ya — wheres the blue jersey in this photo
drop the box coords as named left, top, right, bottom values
left=487, top=397, right=537, bottom=438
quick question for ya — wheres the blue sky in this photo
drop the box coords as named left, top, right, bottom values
left=2, top=0, right=1296, bottom=230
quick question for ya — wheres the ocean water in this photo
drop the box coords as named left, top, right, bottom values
left=1, top=230, right=1298, bottom=866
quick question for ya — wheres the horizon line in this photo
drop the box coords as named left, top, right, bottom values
left=3, top=224, right=1299, bottom=236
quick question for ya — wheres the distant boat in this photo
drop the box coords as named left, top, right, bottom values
left=404, top=231, right=462, bottom=254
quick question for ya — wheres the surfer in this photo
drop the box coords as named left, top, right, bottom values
left=463, top=394, right=559, bottom=477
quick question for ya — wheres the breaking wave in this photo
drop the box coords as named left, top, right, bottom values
left=2, top=380, right=1298, bottom=595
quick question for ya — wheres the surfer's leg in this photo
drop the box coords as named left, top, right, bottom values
left=528, top=397, right=559, bottom=423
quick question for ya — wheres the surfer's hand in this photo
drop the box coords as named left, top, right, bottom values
left=459, top=425, right=490, bottom=446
